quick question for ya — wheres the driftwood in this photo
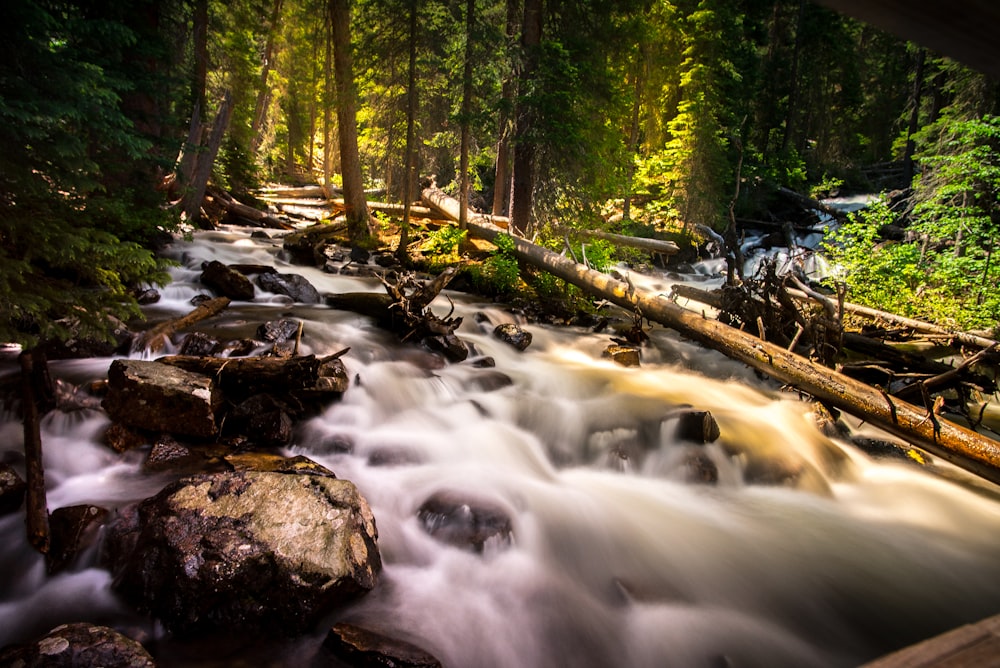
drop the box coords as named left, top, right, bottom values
left=422, top=186, right=1000, bottom=485
left=787, top=287, right=999, bottom=350
left=135, top=297, right=231, bottom=353
left=671, top=283, right=995, bottom=399
left=20, top=351, right=50, bottom=554
left=555, top=226, right=680, bottom=256
left=211, top=190, right=293, bottom=230
left=159, top=350, right=349, bottom=406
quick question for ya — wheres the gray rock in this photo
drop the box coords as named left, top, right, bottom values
left=105, top=468, right=381, bottom=635
left=0, top=622, right=155, bottom=668
left=102, top=360, right=221, bottom=438
left=417, top=491, right=513, bottom=553
left=256, top=272, right=321, bottom=303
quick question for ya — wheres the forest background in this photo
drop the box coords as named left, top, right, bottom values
left=2, top=0, right=999, bottom=349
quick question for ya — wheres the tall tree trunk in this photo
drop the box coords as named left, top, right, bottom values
left=459, top=0, right=476, bottom=230
left=622, top=54, right=644, bottom=222
left=902, top=48, right=926, bottom=185
left=250, top=0, right=284, bottom=153
left=510, top=0, right=542, bottom=237
left=183, top=91, right=234, bottom=227
left=780, top=0, right=805, bottom=154
left=175, top=0, right=209, bottom=192
left=329, top=0, right=371, bottom=243
left=323, top=16, right=335, bottom=195
left=491, top=0, right=520, bottom=217
left=398, top=0, right=419, bottom=262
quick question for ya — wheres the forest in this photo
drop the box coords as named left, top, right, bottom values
left=2, top=0, right=999, bottom=344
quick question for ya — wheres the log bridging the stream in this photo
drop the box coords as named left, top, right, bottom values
left=422, top=186, right=1000, bottom=485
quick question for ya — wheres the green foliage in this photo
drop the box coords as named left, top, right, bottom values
left=469, top=233, right=521, bottom=297
left=0, top=1, right=175, bottom=346
left=423, top=225, right=467, bottom=257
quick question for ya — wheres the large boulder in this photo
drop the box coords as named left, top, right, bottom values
left=104, top=468, right=381, bottom=636
left=102, top=360, right=221, bottom=438
left=0, top=623, right=155, bottom=668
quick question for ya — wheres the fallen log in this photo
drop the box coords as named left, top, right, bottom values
left=211, top=189, right=293, bottom=230
left=777, top=186, right=847, bottom=220
left=135, top=297, right=231, bottom=353
left=422, top=187, right=1000, bottom=485
left=786, top=288, right=999, bottom=350
left=159, top=350, right=349, bottom=406
left=419, top=193, right=510, bottom=230
left=555, top=226, right=680, bottom=256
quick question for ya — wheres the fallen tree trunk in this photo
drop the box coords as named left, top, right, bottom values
left=555, top=226, right=680, bottom=256
left=777, top=186, right=847, bottom=220
left=135, top=297, right=231, bottom=353
left=786, top=287, right=999, bottom=350
left=422, top=186, right=1000, bottom=485
left=211, top=190, right=293, bottom=230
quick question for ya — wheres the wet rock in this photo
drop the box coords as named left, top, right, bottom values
left=673, top=448, right=719, bottom=484
left=468, top=356, right=496, bottom=368
left=671, top=409, right=721, bottom=444
left=493, top=323, right=532, bottom=351
left=603, top=344, right=640, bottom=367
left=367, top=447, right=424, bottom=467
left=46, top=504, right=109, bottom=574
left=228, top=394, right=293, bottom=447
left=104, top=469, right=381, bottom=635
left=0, top=622, right=155, bottom=668
left=178, top=331, right=220, bottom=357
left=142, top=434, right=212, bottom=474
left=417, top=491, right=513, bottom=553
left=200, top=260, right=255, bottom=301
left=349, top=246, right=371, bottom=264
left=423, top=332, right=469, bottom=363
left=465, top=370, right=513, bottom=392
left=257, top=318, right=301, bottom=343
left=103, top=423, right=148, bottom=453
left=323, top=622, right=442, bottom=668
left=0, top=463, right=26, bottom=515
left=218, top=338, right=260, bottom=357
left=372, top=252, right=399, bottom=268
left=256, top=271, right=321, bottom=304
left=132, top=287, right=161, bottom=305
left=103, top=360, right=221, bottom=438
left=851, top=437, right=932, bottom=466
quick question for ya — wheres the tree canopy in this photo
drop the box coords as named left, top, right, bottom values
left=2, top=0, right=999, bottom=346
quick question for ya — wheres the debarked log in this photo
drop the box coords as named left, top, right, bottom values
left=422, top=187, right=1000, bottom=485
left=555, top=226, right=680, bottom=256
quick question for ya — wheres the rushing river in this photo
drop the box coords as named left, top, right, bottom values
left=2, top=227, right=1000, bottom=667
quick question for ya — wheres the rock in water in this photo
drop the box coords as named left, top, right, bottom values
left=0, top=463, right=27, bottom=515
left=493, top=323, right=532, bottom=351
left=102, top=360, right=221, bottom=438
left=256, top=272, right=321, bottom=303
left=104, top=468, right=381, bottom=636
left=324, top=622, right=442, bottom=668
left=0, top=623, right=155, bottom=668
left=200, top=260, right=255, bottom=301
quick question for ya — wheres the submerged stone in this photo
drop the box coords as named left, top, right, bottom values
left=417, top=491, right=513, bottom=554
left=323, top=622, right=442, bottom=668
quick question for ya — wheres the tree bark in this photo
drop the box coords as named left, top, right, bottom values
left=399, top=0, right=419, bottom=261
left=509, top=0, right=542, bottom=237
left=250, top=0, right=285, bottom=153
left=329, top=0, right=371, bottom=243
left=492, top=0, right=520, bottom=217
left=550, top=226, right=679, bottom=255
left=20, top=351, right=50, bottom=554
left=458, top=0, right=476, bottom=231
left=183, top=91, right=234, bottom=227
left=212, top=190, right=294, bottom=229
left=423, top=186, right=1000, bottom=485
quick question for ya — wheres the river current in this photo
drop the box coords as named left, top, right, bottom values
left=1, top=227, right=999, bottom=667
